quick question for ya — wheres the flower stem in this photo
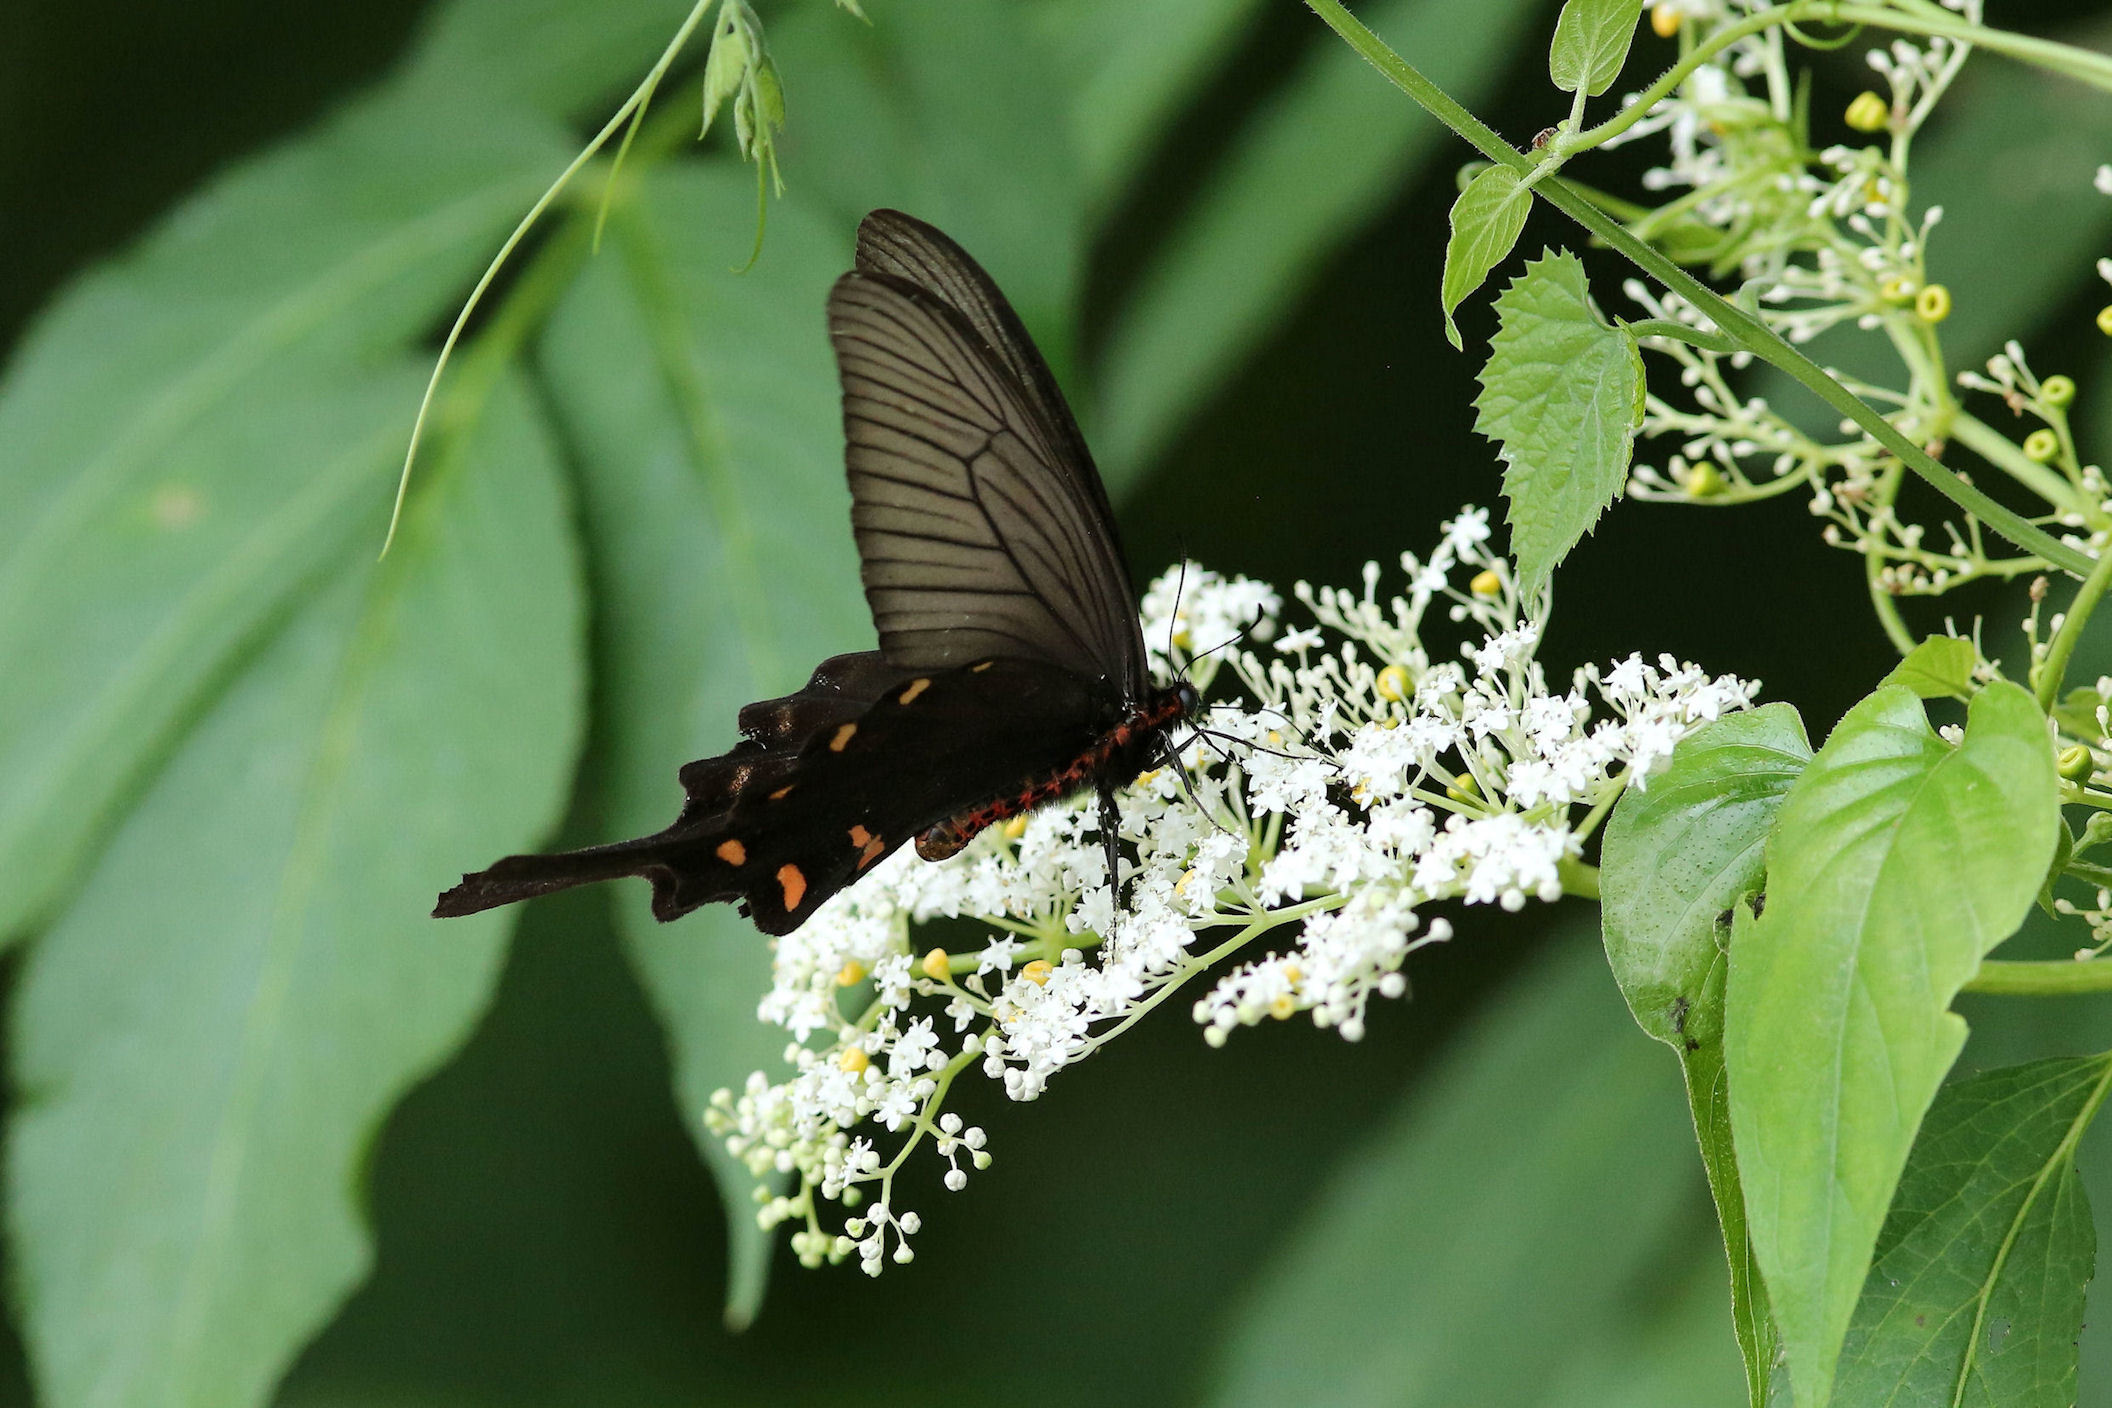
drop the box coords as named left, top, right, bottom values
left=1299, top=0, right=2097, bottom=579
left=2034, top=540, right=2112, bottom=712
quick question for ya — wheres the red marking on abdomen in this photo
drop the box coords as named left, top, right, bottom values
left=914, top=687, right=1192, bottom=861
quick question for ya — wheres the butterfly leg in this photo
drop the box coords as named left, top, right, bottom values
left=1097, top=781, right=1124, bottom=935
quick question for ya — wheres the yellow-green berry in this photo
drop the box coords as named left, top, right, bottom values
left=2097, top=305, right=2112, bottom=336
left=1915, top=284, right=1951, bottom=322
left=1649, top=3, right=1681, bottom=38
left=2059, top=744, right=2095, bottom=781
left=2041, top=374, right=2076, bottom=408
left=1844, top=91, right=1889, bottom=133
left=2024, top=429, right=2061, bottom=463
left=1469, top=569, right=1502, bottom=597
left=1878, top=274, right=1917, bottom=304
left=1683, top=460, right=1725, bottom=497
left=1376, top=664, right=1410, bottom=701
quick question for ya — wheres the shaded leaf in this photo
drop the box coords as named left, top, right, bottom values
left=1884, top=636, right=1980, bottom=701
left=1837, top=1054, right=2110, bottom=1407
left=1549, top=0, right=1646, bottom=97
left=1601, top=703, right=1810, bottom=1048
left=1440, top=165, right=1532, bottom=348
left=1094, top=0, right=1547, bottom=483
left=1202, top=933, right=1721, bottom=1408
left=0, top=83, right=568, bottom=947
left=8, top=375, right=586, bottom=1408
left=1726, top=681, right=2060, bottom=1408
left=1473, top=250, right=1644, bottom=594
left=538, top=164, right=867, bottom=1327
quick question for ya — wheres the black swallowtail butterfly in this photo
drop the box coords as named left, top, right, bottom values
left=434, top=209, right=1196, bottom=935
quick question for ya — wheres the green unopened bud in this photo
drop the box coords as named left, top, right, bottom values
left=1682, top=460, right=1725, bottom=497
left=2059, top=744, right=2095, bottom=781
left=1844, top=91, right=1889, bottom=133
left=2041, top=374, right=2076, bottom=408
left=2024, top=428, right=2061, bottom=463
left=1445, top=773, right=1481, bottom=803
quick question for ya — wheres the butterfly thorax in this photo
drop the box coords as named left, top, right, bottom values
left=914, top=681, right=1197, bottom=861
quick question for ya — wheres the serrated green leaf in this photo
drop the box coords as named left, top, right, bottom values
left=1601, top=704, right=1811, bottom=1049
left=1726, top=681, right=2060, bottom=1408
left=1202, top=935, right=1720, bottom=1408
left=1549, top=0, right=1646, bottom=96
left=1836, top=1054, right=2109, bottom=1407
left=1473, top=250, right=1643, bottom=595
left=8, top=374, right=585, bottom=1408
left=1093, top=0, right=1545, bottom=482
left=538, top=165, right=866, bottom=1328
left=0, top=85, right=568, bottom=949
left=1884, top=636, right=1980, bottom=700
left=1440, top=164, right=1532, bottom=349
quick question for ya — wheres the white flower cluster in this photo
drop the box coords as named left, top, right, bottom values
left=703, top=512, right=1757, bottom=1275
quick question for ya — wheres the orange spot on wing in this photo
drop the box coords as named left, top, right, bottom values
left=829, top=723, right=857, bottom=752
left=859, top=835, right=886, bottom=868
left=769, top=784, right=795, bottom=800
left=897, top=677, right=931, bottom=705
left=716, top=839, right=747, bottom=866
left=971, top=660, right=995, bottom=672
left=777, top=864, right=807, bottom=911
left=849, top=825, right=873, bottom=848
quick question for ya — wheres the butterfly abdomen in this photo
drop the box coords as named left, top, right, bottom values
left=914, top=685, right=1193, bottom=861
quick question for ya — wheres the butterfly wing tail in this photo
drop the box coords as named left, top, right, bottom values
left=433, top=834, right=697, bottom=919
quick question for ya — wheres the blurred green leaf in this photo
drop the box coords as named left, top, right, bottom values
left=1726, top=681, right=2059, bottom=1408
left=539, top=163, right=867, bottom=1327
left=0, top=84, right=570, bottom=948
left=1538, top=1238, right=1750, bottom=1408
left=1095, top=0, right=1548, bottom=484
left=1836, top=1054, right=2109, bottom=1408
left=398, top=0, right=686, bottom=122
left=1601, top=703, right=1809, bottom=1049
left=1203, top=933, right=1719, bottom=1408
left=1884, top=636, right=1979, bottom=701
left=769, top=0, right=1084, bottom=386
left=1441, top=165, right=1532, bottom=348
left=1549, top=0, right=1645, bottom=97
left=1474, top=250, right=1643, bottom=594
left=7, top=374, right=585, bottom=1408
left=1033, top=0, right=1267, bottom=213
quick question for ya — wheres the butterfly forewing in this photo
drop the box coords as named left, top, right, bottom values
left=832, top=219, right=1145, bottom=701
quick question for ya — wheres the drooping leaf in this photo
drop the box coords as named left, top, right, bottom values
left=1094, top=0, right=1547, bottom=483
left=1202, top=933, right=1728, bottom=1408
left=1726, top=681, right=2060, bottom=1408
left=8, top=374, right=586, bottom=1408
left=1440, top=165, right=1533, bottom=349
left=1600, top=705, right=1810, bottom=1407
left=1549, top=0, right=1646, bottom=97
left=1884, top=635, right=1980, bottom=700
left=1473, top=250, right=1644, bottom=595
left=1601, top=703, right=1810, bottom=1049
left=1836, top=1054, right=2110, bottom=1407
left=0, top=84, right=569, bottom=947
left=769, top=0, right=1084, bottom=389
left=537, top=164, right=867, bottom=1327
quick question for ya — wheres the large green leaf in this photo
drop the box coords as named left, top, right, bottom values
left=1726, top=681, right=2060, bottom=1408
left=538, top=163, right=868, bottom=1327
left=8, top=373, right=585, bottom=1408
left=1033, top=0, right=1267, bottom=213
left=1836, top=1054, right=2110, bottom=1407
left=1201, top=933, right=1728, bottom=1408
left=1474, top=250, right=1644, bottom=595
left=769, top=0, right=1084, bottom=387
left=0, top=82, right=569, bottom=948
left=397, top=0, right=685, bottom=121
left=1094, top=0, right=1548, bottom=484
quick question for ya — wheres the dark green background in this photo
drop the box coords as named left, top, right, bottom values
left=5, top=1, right=2110, bottom=1404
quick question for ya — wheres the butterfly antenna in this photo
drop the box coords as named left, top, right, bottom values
left=1191, top=608, right=1265, bottom=667
left=1166, top=558, right=1190, bottom=679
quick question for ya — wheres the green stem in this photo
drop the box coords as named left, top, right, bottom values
left=1301, top=0, right=2098, bottom=579
left=2035, top=538, right=2112, bottom=712
left=1831, top=4, right=2112, bottom=92
left=1624, top=319, right=1741, bottom=355
left=1571, top=3, right=1807, bottom=151
left=1966, top=959, right=2112, bottom=995
left=1951, top=411, right=2099, bottom=524
left=1559, top=856, right=1600, bottom=900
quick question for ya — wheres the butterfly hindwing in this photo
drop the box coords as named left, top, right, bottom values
left=435, top=653, right=1114, bottom=935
